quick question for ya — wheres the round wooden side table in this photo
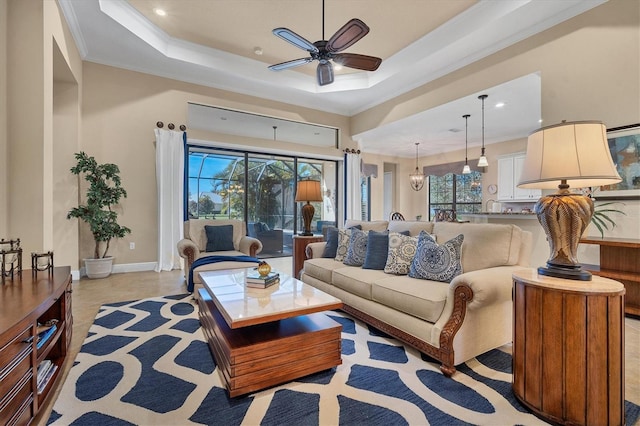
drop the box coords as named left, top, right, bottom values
left=512, top=269, right=625, bottom=426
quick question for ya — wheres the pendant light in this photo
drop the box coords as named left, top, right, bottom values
left=409, top=142, right=425, bottom=191
left=477, top=94, right=489, bottom=168
left=462, top=114, right=471, bottom=174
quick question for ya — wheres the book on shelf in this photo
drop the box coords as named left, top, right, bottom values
left=37, top=362, right=58, bottom=394
left=36, top=323, right=58, bottom=349
left=245, top=271, right=279, bottom=284
left=37, top=360, right=54, bottom=386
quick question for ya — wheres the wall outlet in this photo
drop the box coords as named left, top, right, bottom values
left=129, top=242, right=135, bottom=250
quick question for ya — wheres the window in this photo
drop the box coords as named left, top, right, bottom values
left=186, top=145, right=338, bottom=256
left=428, top=171, right=482, bottom=220
left=360, top=176, right=371, bottom=220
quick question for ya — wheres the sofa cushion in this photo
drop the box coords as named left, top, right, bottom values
left=205, top=225, right=235, bottom=252
left=384, top=232, right=419, bottom=275
left=303, top=258, right=346, bottom=283
left=372, top=275, right=449, bottom=323
left=409, top=232, right=464, bottom=282
left=322, top=227, right=340, bottom=258
left=387, top=220, right=434, bottom=236
left=432, top=222, right=522, bottom=272
left=344, top=229, right=369, bottom=266
left=332, top=267, right=388, bottom=300
left=344, top=220, right=388, bottom=232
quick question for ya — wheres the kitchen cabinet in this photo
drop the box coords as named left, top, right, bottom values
left=497, top=153, right=541, bottom=202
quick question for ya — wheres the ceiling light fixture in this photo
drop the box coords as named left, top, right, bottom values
left=477, top=94, right=489, bottom=168
left=153, top=8, right=166, bottom=16
left=409, top=142, right=425, bottom=191
left=462, top=114, right=471, bottom=174
left=495, top=102, right=505, bottom=108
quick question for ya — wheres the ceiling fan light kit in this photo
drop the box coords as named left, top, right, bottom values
left=268, top=0, right=382, bottom=86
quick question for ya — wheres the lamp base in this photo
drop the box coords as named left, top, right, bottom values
left=537, top=264, right=592, bottom=281
left=300, top=201, right=315, bottom=237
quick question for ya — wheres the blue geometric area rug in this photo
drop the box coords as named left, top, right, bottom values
left=48, top=294, right=640, bottom=426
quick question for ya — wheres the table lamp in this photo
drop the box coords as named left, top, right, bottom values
left=518, top=121, right=621, bottom=280
left=295, top=179, right=322, bottom=236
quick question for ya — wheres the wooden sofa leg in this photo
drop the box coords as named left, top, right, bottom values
left=440, top=364, right=456, bottom=377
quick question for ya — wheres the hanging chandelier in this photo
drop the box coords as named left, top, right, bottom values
left=462, top=114, right=471, bottom=174
left=477, top=94, right=489, bottom=168
left=409, top=142, right=425, bottom=191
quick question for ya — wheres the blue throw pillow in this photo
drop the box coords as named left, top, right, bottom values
left=205, top=225, right=235, bottom=252
left=363, top=230, right=409, bottom=270
left=322, top=227, right=340, bottom=258
left=409, top=231, right=464, bottom=282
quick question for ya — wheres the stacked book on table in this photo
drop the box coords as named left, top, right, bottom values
left=246, top=271, right=280, bottom=288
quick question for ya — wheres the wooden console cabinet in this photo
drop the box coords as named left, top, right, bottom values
left=513, top=269, right=625, bottom=426
left=0, top=266, right=72, bottom=425
left=580, top=237, right=640, bottom=317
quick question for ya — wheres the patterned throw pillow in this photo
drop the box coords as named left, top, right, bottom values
left=384, top=232, right=419, bottom=275
left=343, top=229, right=369, bottom=266
left=334, top=225, right=362, bottom=262
left=409, top=231, right=464, bottom=282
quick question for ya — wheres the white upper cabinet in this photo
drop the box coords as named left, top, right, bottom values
left=497, top=153, right=541, bottom=202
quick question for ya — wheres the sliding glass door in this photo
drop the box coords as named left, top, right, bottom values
left=186, top=146, right=338, bottom=258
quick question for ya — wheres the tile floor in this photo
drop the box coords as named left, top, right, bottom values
left=35, top=257, right=640, bottom=424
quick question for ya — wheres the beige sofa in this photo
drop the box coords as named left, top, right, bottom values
left=301, top=220, right=532, bottom=376
left=177, top=219, right=263, bottom=295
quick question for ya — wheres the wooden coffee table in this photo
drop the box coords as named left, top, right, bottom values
left=197, top=268, right=343, bottom=397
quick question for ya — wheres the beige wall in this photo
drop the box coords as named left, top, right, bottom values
left=357, top=0, right=639, bottom=266
left=0, top=0, right=7, bottom=236
left=80, top=63, right=353, bottom=266
left=3, top=0, right=638, bottom=274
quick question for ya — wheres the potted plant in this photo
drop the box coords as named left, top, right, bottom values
left=67, top=152, right=131, bottom=278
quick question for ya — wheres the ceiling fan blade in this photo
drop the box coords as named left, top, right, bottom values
left=317, top=62, right=334, bottom=86
left=326, top=18, right=370, bottom=53
left=272, top=28, right=319, bottom=53
left=268, top=58, right=313, bottom=71
left=333, top=53, right=382, bottom=71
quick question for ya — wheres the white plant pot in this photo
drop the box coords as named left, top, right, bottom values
left=84, top=257, right=114, bottom=279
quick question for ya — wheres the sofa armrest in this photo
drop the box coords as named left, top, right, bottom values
left=305, top=241, right=327, bottom=259
left=239, top=236, right=263, bottom=257
left=449, top=265, right=526, bottom=309
left=177, top=238, right=199, bottom=265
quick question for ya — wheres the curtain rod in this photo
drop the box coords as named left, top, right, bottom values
left=156, top=121, right=186, bottom=131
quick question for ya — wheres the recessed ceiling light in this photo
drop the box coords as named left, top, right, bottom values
left=220, top=117, right=227, bottom=121
left=153, top=8, right=167, bottom=16
left=495, top=102, right=505, bottom=108
left=254, top=47, right=263, bottom=56
left=333, top=64, right=343, bottom=71
left=538, top=119, right=543, bottom=123
left=448, top=128, right=461, bottom=133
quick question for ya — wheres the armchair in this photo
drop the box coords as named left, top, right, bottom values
left=177, top=219, right=263, bottom=295
left=247, top=222, right=283, bottom=253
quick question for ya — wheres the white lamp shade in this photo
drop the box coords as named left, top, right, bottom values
left=462, top=164, right=471, bottom=174
left=477, top=156, right=488, bottom=168
left=295, top=179, right=323, bottom=202
left=518, top=121, right=621, bottom=189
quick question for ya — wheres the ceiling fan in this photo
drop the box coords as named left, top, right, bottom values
left=268, top=0, right=382, bottom=86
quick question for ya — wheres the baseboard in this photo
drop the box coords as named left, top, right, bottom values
left=77, top=262, right=158, bottom=279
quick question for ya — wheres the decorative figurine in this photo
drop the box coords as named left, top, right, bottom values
left=257, top=261, right=272, bottom=276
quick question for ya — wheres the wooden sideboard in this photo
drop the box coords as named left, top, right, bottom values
left=580, top=237, right=640, bottom=317
left=513, top=269, right=625, bottom=426
left=0, top=266, right=72, bottom=425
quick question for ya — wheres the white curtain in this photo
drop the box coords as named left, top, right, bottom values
left=154, top=128, right=184, bottom=272
left=345, top=151, right=362, bottom=220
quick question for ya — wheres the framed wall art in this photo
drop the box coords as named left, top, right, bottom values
left=597, top=123, right=640, bottom=200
